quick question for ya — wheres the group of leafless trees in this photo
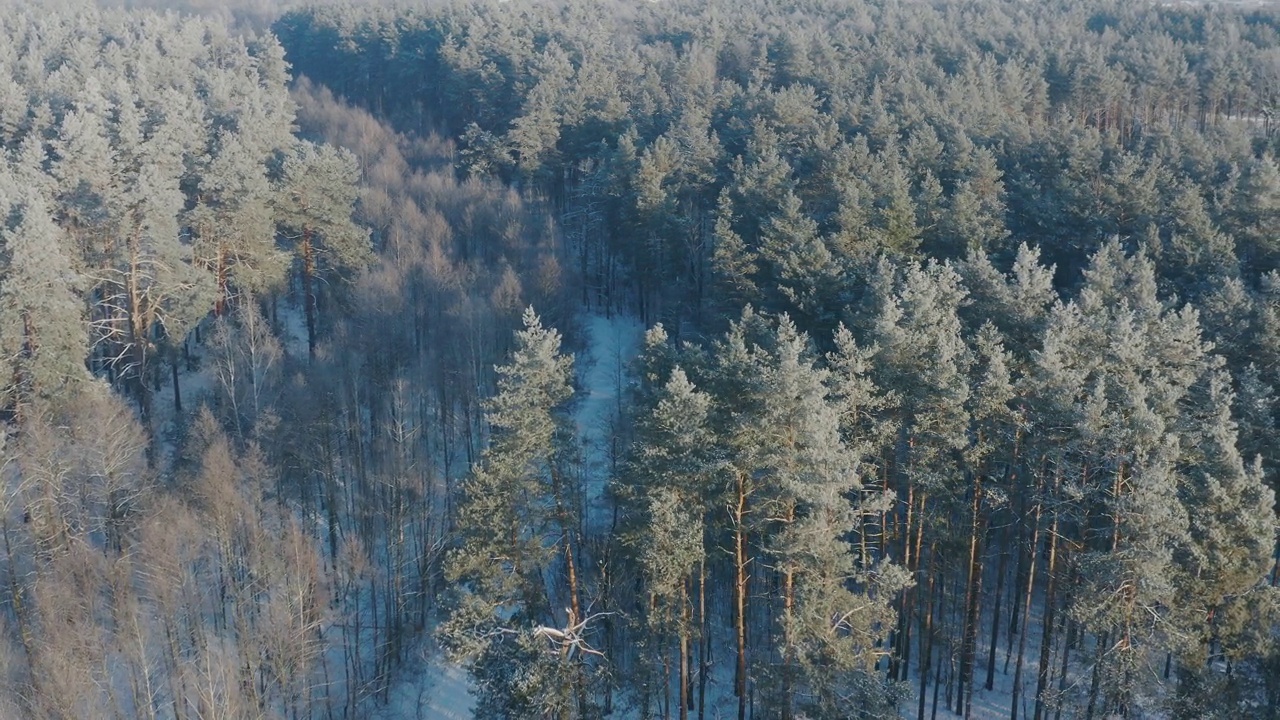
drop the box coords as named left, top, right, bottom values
left=0, top=4, right=577, bottom=718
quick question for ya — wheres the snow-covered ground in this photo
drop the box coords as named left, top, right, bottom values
left=894, top=597, right=1054, bottom=720
left=368, top=644, right=475, bottom=720
left=574, top=313, right=646, bottom=535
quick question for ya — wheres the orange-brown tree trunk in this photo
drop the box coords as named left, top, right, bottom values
left=680, top=579, right=690, bottom=720
left=734, top=471, right=749, bottom=720
left=781, top=501, right=795, bottom=720
left=214, top=240, right=228, bottom=317
left=302, top=227, right=316, bottom=356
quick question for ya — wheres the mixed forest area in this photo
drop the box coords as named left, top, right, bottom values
left=1, top=0, right=1280, bottom=718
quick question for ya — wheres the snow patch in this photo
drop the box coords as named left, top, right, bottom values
left=368, top=645, right=475, bottom=720
left=574, top=313, right=645, bottom=536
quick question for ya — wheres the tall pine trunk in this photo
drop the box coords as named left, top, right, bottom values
left=1033, top=475, right=1062, bottom=720
left=1011, top=475, right=1044, bottom=720
left=1054, top=618, right=1076, bottom=720
left=301, top=227, right=317, bottom=356
left=680, top=579, right=690, bottom=720
left=214, top=240, right=228, bottom=317
left=171, top=345, right=182, bottom=414
left=918, top=543, right=937, bottom=720
left=1006, top=483, right=1029, bottom=674
left=127, top=228, right=152, bottom=422
left=699, top=557, right=708, bottom=720
left=906, top=492, right=926, bottom=679
left=894, top=484, right=921, bottom=681
left=986, top=511, right=1009, bottom=691
left=1085, top=631, right=1108, bottom=720
left=565, top=530, right=586, bottom=716
left=957, top=476, right=984, bottom=717
left=734, top=471, right=749, bottom=720
left=781, top=502, right=795, bottom=720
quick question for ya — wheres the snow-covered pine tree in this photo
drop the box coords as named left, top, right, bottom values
left=273, top=140, right=371, bottom=356
left=629, top=366, right=716, bottom=720
left=0, top=172, right=88, bottom=416
left=441, top=307, right=588, bottom=718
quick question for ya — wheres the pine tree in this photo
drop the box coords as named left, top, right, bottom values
left=761, top=317, right=905, bottom=719
left=629, top=367, right=716, bottom=720
left=273, top=140, right=370, bottom=356
left=695, top=309, right=906, bottom=720
left=0, top=177, right=87, bottom=415
left=1225, top=154, right=1280, bottom=271
left=711, top=189, right=761, bottom=313
left=954, top=242, right=1057, bottom=363
left=1171, top=363, right=1276, bottom=663
left=861, top=260, right=973, bottom=708
left=1024, top=241, right=1276, bottom=717
left=874, top=150, right=922, bottom=259
left=757, top=191, right=845, bottom=330
left=189, top=130, right=290, bottom=314
left=702, top=307, right=773, bottom=720
left=441, top=307, right=587, bottom=718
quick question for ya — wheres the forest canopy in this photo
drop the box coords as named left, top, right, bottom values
left=0, top=0, right=1278, bottom=719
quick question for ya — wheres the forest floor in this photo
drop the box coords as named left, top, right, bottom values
left=894, top=600, right=1054, bottom=720
left=370, top=641, right=474, bottom=720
